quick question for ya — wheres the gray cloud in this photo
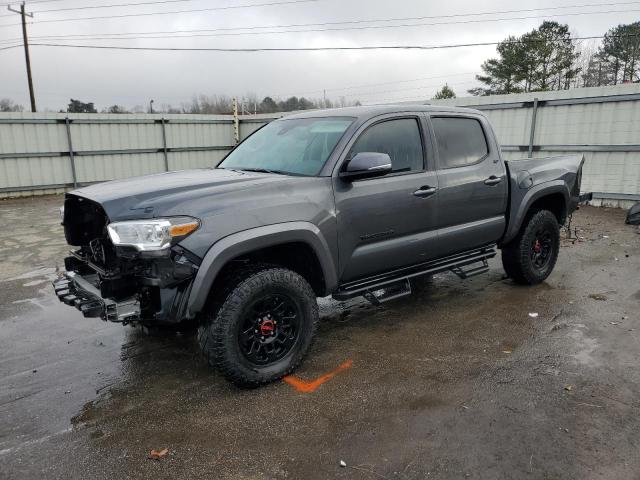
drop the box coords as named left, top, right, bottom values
left=0, top=0, right=633, bottom=110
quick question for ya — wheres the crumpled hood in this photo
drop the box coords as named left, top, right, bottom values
left=72, top=168, right=290, bottom=220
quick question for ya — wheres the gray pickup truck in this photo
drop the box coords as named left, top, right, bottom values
left=53, top=105, right=586, bottom=387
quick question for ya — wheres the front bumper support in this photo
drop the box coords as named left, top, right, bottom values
left=53, top=272, right=141, bottom=323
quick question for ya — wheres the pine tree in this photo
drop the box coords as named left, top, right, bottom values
left=469, top=36, right=528, bottom=95
left=599, top=22, right=640, bottom=83
left=432, top=84, right=456, bottom=99
left=470, top=22, right=580, bottom=95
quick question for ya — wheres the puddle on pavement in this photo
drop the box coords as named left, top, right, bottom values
left=0, top=252, right=575, bottom=463
left=8, top=266, right=59, bottom=282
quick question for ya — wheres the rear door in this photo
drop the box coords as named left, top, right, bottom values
left=428, top=113, right=507, bottom=256
left=332, top=114, right=439, bottom=282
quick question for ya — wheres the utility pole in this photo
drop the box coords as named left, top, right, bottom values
left=232, top=97, right=239, bottom=144
left=8, top=3, right=36, bottom=112
left=149, top=99, right=154, bottom=114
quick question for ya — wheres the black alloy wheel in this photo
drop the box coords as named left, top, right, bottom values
left=531, top=231, right=554, bottom=270
left=238, top=294, right=301, bottom=366
left=501, top=209, right=560, bottom=285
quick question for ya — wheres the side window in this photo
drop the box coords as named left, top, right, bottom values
left=349, top=118, right=424, bottom=174
left=431, top=117, right=488, bottom=169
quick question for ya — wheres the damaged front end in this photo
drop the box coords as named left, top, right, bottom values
left=53, top=194, right=201, bottom=325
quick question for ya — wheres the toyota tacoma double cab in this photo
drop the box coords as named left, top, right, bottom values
left=53, top=105, right=586, bottom=387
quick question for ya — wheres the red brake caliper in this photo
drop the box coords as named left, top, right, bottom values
left=534, top=239, right=542, bottom=253
left=260, top=319, right=275, bottom=336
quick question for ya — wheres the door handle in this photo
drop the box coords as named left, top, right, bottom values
left=484, top=175, right=502, bottom=186
left=413, top=186, right=437, bottom=198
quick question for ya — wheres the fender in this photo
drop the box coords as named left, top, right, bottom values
left=185, top=222, right=338, bottom=317
left=501, top=181, right=570, bottom=245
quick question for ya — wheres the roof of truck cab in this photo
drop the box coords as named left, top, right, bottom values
left=281, top=104, right=483, bottom=120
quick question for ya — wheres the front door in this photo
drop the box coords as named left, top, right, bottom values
left=332, top=115, right=440, bottom=282
left=429, top=114, right=508, bottom=257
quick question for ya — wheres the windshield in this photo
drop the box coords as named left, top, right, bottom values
left=219, top=117, right=354, bottom=176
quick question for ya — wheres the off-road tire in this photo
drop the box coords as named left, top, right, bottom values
left=197, top=266, right=318, bottom=388
left=501, top=209, right=560, bottom=285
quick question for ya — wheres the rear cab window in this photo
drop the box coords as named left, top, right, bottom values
left=431, top=117, right=488, bottom=169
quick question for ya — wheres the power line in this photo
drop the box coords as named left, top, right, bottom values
left=24, top=0, right=244, bottom=14
left=96, top=8, right=640, bottom=39
left=1, top=0, right=67, bottom=6
left=30, top=0, right=265, bottom=14
left=317, top=80, right=479, bottom=102
left=1, top=5, right=635, bottom=38
left=0, top=34, right=633, bottom=53
left=0, top=0, right=324, bottom=25
left=277, top=71, right=480, bottom=98
left=361, top=87, right=489, bottom=104
left=2, top=0, right=635, bottom=20
left=1, top=2, right=637, bottom=33
left=0, top=0, right=321, bottom=17
left=362, top=95, right=436, bottom=105
left=339, top=80, right=479, bottom=99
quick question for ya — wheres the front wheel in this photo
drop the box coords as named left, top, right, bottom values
left=501, top=210, right=560, bottom=285
left=197, top=267, right=318, bottom=388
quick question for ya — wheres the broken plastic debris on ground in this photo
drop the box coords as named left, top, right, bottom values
left=588, top=293, right=608, bottom=301
left=149, top=448, right=169, bottom=460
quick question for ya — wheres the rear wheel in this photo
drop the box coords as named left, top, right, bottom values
left=197, top=266, right=318, bottom=388
left=501, top=209, right=560, bottom=285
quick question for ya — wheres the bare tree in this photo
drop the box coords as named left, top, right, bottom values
left=0, top=98, right=24, bottom=112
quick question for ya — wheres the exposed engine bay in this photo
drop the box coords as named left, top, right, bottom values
left=54, top=195, right=200, bottom=325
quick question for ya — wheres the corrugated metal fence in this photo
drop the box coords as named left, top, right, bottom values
left=1, top=83, right=639, bottom=205
left=0, top=112, right=280, bottom=197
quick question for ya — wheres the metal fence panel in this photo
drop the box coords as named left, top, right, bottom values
left=0, top=155, right=72, bottom=190
left=168, top=150, right=230, bottom=171
left=1, top=86, right=639, bottom=205
left=75, top=152, right=166, bottom=183
left=239, top=116, right=278, bottom=140
left=167, top=121, right=233, bottom=149
left=483, top=107, right=532, bottom=146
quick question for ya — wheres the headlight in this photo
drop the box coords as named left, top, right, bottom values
left=107, top=217, right=200, bottom=251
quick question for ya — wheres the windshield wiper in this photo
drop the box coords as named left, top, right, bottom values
left=237, top=168, right=288, bottom=175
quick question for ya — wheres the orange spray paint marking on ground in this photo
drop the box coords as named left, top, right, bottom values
left=283, top=359, right=353, bottom=393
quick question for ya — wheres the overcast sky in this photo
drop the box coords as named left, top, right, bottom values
left=0, top=0, right=634, bottom=111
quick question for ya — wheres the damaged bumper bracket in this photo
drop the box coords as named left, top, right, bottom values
left=53, top=272, right=141, bottom=323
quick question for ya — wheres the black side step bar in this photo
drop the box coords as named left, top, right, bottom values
left=333, top=244, right=497, bottom=302
left=450, top=261, right=489, bottom=279
left=362, top=279, right=412, bottom=306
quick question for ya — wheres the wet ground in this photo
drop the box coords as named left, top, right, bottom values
left=0, top=195, right=639, bottom=480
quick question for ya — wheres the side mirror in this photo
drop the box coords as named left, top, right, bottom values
left=340, top=152, right=392, bottom=181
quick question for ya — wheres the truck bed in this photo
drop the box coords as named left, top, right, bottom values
left=502, top=154, right=585, bottom=244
